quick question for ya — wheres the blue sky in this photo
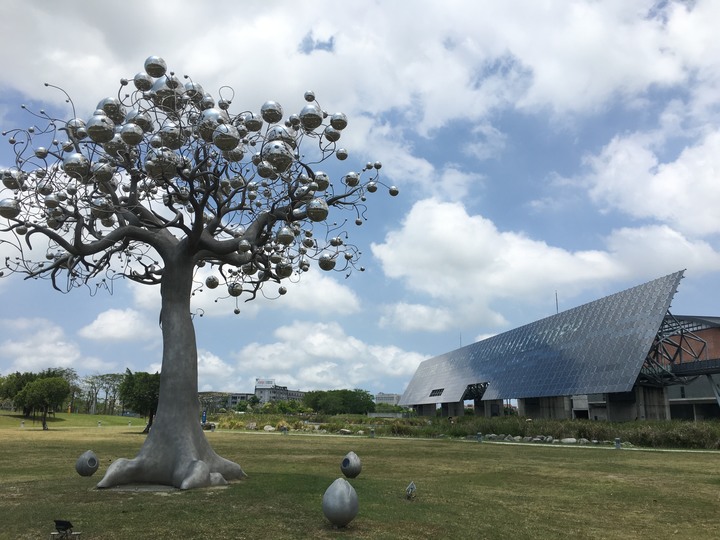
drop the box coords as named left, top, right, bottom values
left=2, top=1, right=720, bottom=396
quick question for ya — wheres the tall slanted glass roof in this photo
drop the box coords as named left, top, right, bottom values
left=400, top=270, right=684, bottom=406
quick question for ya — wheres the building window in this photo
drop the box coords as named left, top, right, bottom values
left=680, top=387, right=686, bottom=399
left=429, top=388, right=444, bottom=397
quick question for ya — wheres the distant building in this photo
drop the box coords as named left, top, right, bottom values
left=400, top=270, right=720, bottom=421
left=198, top=391, right=255, bottom=411
left=254, top=378, right=305, bottom=404
left=227, top=393, right=255, bottom=409
left=375, top=392, right=402, bottom=406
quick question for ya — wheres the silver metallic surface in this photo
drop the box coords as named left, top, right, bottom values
left=75, top=450, right=99, bottom=477
left=340, top=451, right=361, bottom=478
left=322, top=478, right=359, bottom=528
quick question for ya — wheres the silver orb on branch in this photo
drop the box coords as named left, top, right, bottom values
left=0, top=56, right=397, bottom=490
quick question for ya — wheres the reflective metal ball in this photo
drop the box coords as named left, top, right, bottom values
left=0, top=198, right=21, bottom=219
left=86, top=114, right=115, bottom=143
left=144, top=56, right=167, bottom=78
left=261, top=101, right=284, bottom=124
left=306, top=198, right=329, bottom=222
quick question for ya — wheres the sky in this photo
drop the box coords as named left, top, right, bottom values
left=2, top=0, right=720, bottom=397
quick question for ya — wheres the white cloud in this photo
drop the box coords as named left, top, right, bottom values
left=230, top=321, right=426, bottom=391
left=197, top=350, right=242, bottom=392
left=0, top=317, right=113, bottom=373
left=371, top=199, right=623, bottom=327
left=585, top=129, right=720, bottom=236
left=372, top=198, right=720, bottom=332
left=379, top=303, right=454, bottom=332
left=78, top=308, right=157, bottom=342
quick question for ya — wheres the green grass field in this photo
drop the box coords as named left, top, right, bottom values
left=1, top=412, right=720, bottom=539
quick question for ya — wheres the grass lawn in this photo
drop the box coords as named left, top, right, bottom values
left=1, top=413, right=719, bottom=539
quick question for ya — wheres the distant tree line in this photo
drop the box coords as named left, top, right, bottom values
left=302, top=389, right=376, bottom=415
left=0, top=368, right=159, bottom=430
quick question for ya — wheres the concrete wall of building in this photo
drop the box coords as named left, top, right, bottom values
left=604, top=387, right=670, bottom=421
left=474, top=399, right=503, bottom=417
left=518, top=396, right=572, bottom=419
left=441, top=401, right=464, bottom=418
left=415, top=403, right=436, bottom=417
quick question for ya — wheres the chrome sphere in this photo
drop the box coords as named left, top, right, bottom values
left=319, top=254, right=336, bottom=271
left=151, top=77, right=184, bottom=112
left=223, top=146, right=245, bottom=162
left=103, top=133, right=128, bottom=158
left=323, top=126, right=341, bottom=142
left=275, top=260, right=293, bottom=278
left=62, top=153, right=90, bottom=179
left=144, top=147, right=179, bottom=180
left=276, top=226, right=294, bottom=245
left=344, top=172, right=359, bottom=187
left=306, top=198, right=329, bottom=222
left=314, top=172, right=330, bottom=191
left=125, top=109, right=154, bottom=132
left=144, top=55, right=167, bottom=78
left=261, top=140, right=294, bottom=172
left=159, top=122, right=185, bottom=149
left=266, top=125, right=297, bottom=148
left=2, top=168, right=23, bottom=190
left=197, top=108, right=228, bottom=141
left=299, top=103, right=323, bottom=130
left=184, top=81, right=205, bottom=102
left=205, top=275, right=219, bottom=289
left=44, top=193, right=60, bottom=209
left=243, top=112, right=263, bottom=132
left=0, top=198, right=20, bottom=219
left=90, top=161, right=115, bottom=183
left=260, top=101, right=283, bottom=124
left=212, top=124, right=241, bottom=151
left=330, top=112, right=348, bottom=130
left=97, top=97, right=125, bottom=123
left=86, top=114, right=115, bottom=143
left=65, top=118, right=87, bottom=140
left=119, top=122, right=144, bottom=145
left=237, top=239, right=251, bottom=253
left=133, top=72, right=153, bottom=91
left=228, top=282, right=243, bottom=297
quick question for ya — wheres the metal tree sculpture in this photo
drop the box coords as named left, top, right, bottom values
left=0, top=56, right=396, bottom=489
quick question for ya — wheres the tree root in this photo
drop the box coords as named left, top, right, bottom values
left=97, top=453, right=247, bottom=490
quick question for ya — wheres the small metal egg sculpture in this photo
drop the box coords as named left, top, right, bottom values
left=75, top=450, right=99, bottom=477
left=322, top=478, right=359, bottom=528
left=340, top=451, right=362, bottom=479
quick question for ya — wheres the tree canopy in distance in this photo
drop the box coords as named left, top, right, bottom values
left=0, top=55, right=396, bottom=489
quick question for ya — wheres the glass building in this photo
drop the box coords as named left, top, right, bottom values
left=399, top=270, right=704, bottom=420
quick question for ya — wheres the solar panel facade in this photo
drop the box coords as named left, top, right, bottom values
left=399, top=270, right=684, bottom=406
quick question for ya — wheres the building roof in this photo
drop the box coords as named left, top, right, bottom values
left=399, top=270, right=685, bottom=406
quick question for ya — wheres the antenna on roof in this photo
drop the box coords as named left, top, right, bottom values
left=555, top=290, right=559, bottom=314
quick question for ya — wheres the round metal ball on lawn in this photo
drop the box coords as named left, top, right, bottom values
left=322, top=477, right=359, bottom=528
left=75, top=450, right=99, bottom=477
left=340, top=451, right=362, bottom=478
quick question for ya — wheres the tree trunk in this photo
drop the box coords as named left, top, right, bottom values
left=97, top=251, right=247, bottom=489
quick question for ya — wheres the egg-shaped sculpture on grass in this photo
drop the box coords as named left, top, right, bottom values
left=322, top=477, right=359, bottom=528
